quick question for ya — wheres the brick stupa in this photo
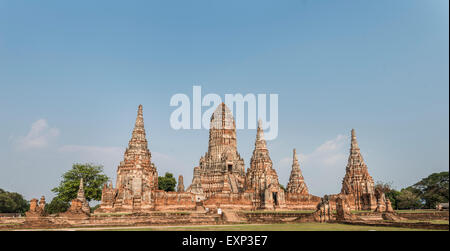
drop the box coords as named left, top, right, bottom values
left=286, top=149, right=309, bottom=195
left=245, top=120, right=286, bottom=210
left=98, top=105, right=158, bottom=212
left=77, top=178, right=91, bottom=214
left=340, top=129, right=377, bottom=210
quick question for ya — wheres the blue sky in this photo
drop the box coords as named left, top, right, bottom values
left=0, top=0, right=448, bottom=201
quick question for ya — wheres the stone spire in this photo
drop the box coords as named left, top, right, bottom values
left=341, top=129, right=376, bottom=210
left=77, top=178, right=90, bottom=214
left=207, top=103, right=238, bottom=161
left=77, top=178, right=85, bottom=200
left=250, top=120, right=271, bottom=165
left=293, top=149, right=299, bottom=165
left=102, top=104, right=159, bottom=211
left=246, top=120, right=285, bottom=209
left=286, top=149, right=309, bottom=195
left=177, top=175, right=185, bottom=192
left=123, top=104, right=152, bottom=162
left=350, top=129, right=360, bottom=155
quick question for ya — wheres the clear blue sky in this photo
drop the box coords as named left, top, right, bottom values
left=0, top=0, right=448, bottom=201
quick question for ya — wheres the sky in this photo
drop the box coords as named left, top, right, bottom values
left=0, top=0, right=448, bottom=201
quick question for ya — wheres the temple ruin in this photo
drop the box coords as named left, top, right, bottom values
left=340, top=129, right=377, bottom=210
left=97, top=105, right=160, bottom=212
left=286, top=149, right=309, bottom=195
left=245, top=120, right=286, bottom=210
left=93, top=104, right=379, bottom=213
left=77, top=178, right=90, bottom=214
left=12, top=104, right=447, bottom=231
left=187, top=103, right=246, bottom=198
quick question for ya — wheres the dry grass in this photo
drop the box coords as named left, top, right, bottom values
left=93, top=223, right=443, bottom=231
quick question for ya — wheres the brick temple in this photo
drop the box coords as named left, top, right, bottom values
left=340, top=129, right=377, bottom=210
left=96, top=104, right=378, bottom=213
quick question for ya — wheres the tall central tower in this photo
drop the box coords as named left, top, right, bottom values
left=188, top=103, right=245, bottom=197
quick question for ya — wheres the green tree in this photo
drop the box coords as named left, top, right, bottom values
left=51, top=163, right=109, bottom=203
left=158, top=172, right=177, bottom=192
left=0, top=188, right=29, bottom=214
left=45, top=197, right=70, bottom=214
left=397, top=189, right=422, bottom=209
left=279, top=184, right=286, bottom=192
left=385, top=189, right=401, bottom=210
left=408, top=171, right=449, bottom=209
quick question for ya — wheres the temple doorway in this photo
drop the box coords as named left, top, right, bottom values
left=228, top=164, right=233, bottom=173
left=273, top=192, right=278, bottom=206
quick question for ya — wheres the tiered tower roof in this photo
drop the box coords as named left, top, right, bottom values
left=76, top=178, right=90, bottom=213
left=250, top=120, right=272, bottom=166
left=286, top=149, right=309, bottom=195
left=206, top=103, right=238, bottom=161
left=341, top=129, right=375, bottom=195
left=121, top=104, right=152, bottom=166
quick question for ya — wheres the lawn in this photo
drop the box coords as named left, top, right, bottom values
left=391, top=219, right=449, bottom=225
left=91, top=223, right=443, bottom=231
left=395, top=210, right=439, bottom=214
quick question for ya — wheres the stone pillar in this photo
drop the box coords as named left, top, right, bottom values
left=177, top=175, right=185, bottom=192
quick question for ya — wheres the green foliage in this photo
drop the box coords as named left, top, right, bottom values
left=0, top=188, right=29, bottom=214
left=385, top=189, right=401, bottom=210
left=397, top=189, right=422, bottom=209
left=408, top=171, right=449, bottom=209
left=90, top=204, right=101, bottom=213
left=376, top=172, right=449, bottom=210
left=279, top=184, right=286, bottom=192
left=51, top=163, right=109, bottom=203
left=158, top=172, right=177, bottom=192
left=45, top=197, right=70, bottom=214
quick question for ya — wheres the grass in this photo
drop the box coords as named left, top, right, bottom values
left=395, top=210, right=439, bottom=214
left=391, top=219, right=449, bottom=225
left=89, top=223, right=443, bottom=231
left=0, top=223, right=21, bottom=226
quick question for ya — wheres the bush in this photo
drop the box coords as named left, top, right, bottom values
left=0, top=188, right=29, bottom=214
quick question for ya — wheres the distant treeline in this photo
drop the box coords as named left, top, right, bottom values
left=377, top=171, right=449, bottom=210
left=0, top=188, right=29, bottom=214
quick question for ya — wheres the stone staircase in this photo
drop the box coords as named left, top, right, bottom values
left=133, top=197, right=141, bottom=210
left=228, top=174, right=239, bottom=193
left=223, top=211, right=246, bottom=223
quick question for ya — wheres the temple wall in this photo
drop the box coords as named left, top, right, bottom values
left=0, top=213, right=221, bottom=229
left=153, top=191, right=197, bottom=211
left=285, top=194, right=321, bottom=210
left=240, top=212, right=317, bottom=223
left=203, top=193, right=254, bottom=211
